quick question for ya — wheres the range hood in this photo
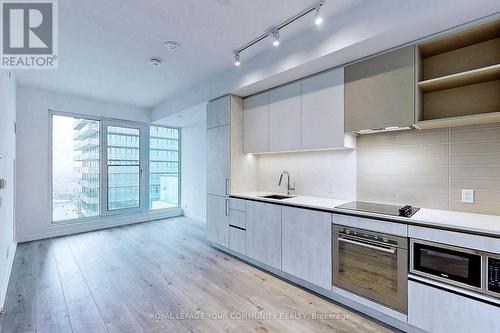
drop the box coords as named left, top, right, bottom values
left=356, top=126, right=414, bottom=135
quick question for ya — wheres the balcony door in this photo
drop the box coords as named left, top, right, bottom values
left=101, top=121, right=148, bottom=215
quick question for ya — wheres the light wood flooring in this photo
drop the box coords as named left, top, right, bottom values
left=0, top=217, right=395, bottom=332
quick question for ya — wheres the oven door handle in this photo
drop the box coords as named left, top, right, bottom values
left=338, top=237, right=397, bottom=254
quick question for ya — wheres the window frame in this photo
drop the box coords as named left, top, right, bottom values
left=49, top=109, right=181, bottom=225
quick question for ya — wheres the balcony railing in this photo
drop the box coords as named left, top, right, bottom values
left=73, top=118, right=90, bottom=130
left=74, top=137, right=99, bottom=151
left=78, top=179, right=100, bottom=189
left=74, top=151, right=99, bottom=161
left=149, top=142, right=178, bottom=150
left=74, top=122, right=99, bottom=140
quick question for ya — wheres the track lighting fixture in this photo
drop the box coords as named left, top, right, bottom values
left=315, top=5, right=323, bottom=26
left=232, top=0, right=325, bottom=66
left=272, top=29, right=280, bottom=46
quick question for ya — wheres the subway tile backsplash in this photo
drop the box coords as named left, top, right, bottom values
left=357, top=122, right=500, bottom=215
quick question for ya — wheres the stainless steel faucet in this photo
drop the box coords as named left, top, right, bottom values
left=278, top=171, right=296, bottom=195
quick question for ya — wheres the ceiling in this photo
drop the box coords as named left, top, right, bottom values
left=14, top=0, right=366, bottom=108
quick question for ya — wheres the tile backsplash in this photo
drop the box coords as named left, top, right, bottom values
left=357, top=122, right=500, bottom=215
left=257, top=149, right=357, bottom=200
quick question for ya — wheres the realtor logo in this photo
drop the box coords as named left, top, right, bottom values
left=1, top=0, right=58, bottom=69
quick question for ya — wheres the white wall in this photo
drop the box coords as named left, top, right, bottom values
left=256, top=149, right=357, bottom=200
left=181, top=121, right=207, bottom=222
left=15, top=86, right=182, bottom=242
left=0, top=71, right=16, bottom=311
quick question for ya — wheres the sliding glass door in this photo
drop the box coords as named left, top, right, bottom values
left=101, top=121, right=148, bottom=215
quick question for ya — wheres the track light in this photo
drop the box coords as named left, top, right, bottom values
left=272, top=29, right=280, bottom=47
left=233, top=1, right=325, bottom=65
left=315, top=5, right=323, bottom=26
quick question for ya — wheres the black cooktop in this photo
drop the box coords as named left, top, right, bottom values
left=335, top=201, right=420, bottom=218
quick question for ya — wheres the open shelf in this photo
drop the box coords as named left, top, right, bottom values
left=414, top=111, right=500, bottom=130
left=415, top=18, right=500, bottom=129
left=418, top=64, right=500, bottom=93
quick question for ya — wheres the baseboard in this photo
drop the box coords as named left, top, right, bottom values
left=16, top=208, right=183, bottom=243
left=183, top=213, right=206, bottom=223
left=0, top=242, right=17, bottom=312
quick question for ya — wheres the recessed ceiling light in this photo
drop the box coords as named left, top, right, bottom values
left=150, top=57, right=162, bottom=67
left=217, top=0, right=230, bottom=6
left=163, top=41, right=181, bottom=51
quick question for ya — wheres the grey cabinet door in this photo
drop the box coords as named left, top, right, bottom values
left=207, top=195, right=229, bottom=247
left=282, top=206, right=332, bottom=289
left=301, top=68, right=346, bottom=149
left=229, top=227, right=246, bottom=254
left=246, top=201, right=282, bottom=269
left=207, top=124, right=230, bottom=197
left=207, top=96, right=230, bottom=129
left=345, top=45, right=415, bottom=132
left=268, top=82, right=301, bottom=152
left=243, top=92, right=269, bottom=153
left=408, top=280, right=500, bottom=333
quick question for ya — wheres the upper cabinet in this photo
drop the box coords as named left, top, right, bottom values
left=207, top=95, right=230, bottom=129
left=243, top=68, right=354, bottom=154
left=243, top=92, right=269, bottom=154
left=414, top=19, right=500, bottom=129
left=345, top=45, right=416, bottom=132
left=302, top=68, right=349, bottom=149
left=268, top=82, right=301, bottom=152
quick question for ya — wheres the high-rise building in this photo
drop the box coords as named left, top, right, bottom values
left=149, top=126, right=179, bottom=210
left=73, top=118, right=100, bottom=217
left=72, top=121, right=179, bottom=218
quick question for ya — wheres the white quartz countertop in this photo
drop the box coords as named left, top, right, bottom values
left=230, top=191, right=500, bottom=238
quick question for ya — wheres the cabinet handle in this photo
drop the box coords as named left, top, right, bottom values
left=225, top=178, right=230, bottom=195
left=225, top=199, right=229, bottom=216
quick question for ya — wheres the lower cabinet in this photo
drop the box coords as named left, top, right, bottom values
left=229, top=226, right=246, bottom=254
left=206, top=195, right=229, bottom=247
left=246, top=201, right=282, bottom=269
left=282, top=206, right=332, bottom=289
left=408, top=280, right=500, bottom=333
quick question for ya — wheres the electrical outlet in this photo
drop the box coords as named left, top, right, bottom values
left=461, top=189, right=474, bottom=204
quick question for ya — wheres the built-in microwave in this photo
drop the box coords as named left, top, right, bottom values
left=410, top=239, right=500, bottom=299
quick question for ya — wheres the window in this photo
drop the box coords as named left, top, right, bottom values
left=52, top=115, right=100, bottom=221
left=149, top=125, right=180, bottom=210
left=51, top=114, right=180, bottom=223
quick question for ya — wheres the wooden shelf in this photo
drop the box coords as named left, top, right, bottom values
left=418, top=64, right=500, bottom=93
left=414, top=111, right=500, bottom=130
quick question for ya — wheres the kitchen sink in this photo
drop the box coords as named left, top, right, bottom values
left=259, top=194, right=294, bottom=200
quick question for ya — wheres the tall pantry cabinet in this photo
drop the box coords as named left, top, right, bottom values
left=206, top=95, right=255, bottom=248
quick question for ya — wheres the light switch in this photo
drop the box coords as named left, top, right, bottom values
left=0, top=179, right=5, bottom=189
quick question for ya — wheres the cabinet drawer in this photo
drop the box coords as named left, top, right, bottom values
left=229, top=209, right=246, bottom=229
left=408, top=280, right=500, bottom=333
left=229, top=198, right=246, bottom=211
left=332, top=214, right=407, bottom=237
left=229, top=227, right=246, bottom=255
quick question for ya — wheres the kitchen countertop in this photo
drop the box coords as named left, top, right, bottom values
left=230, top=191, right=500, bottom=238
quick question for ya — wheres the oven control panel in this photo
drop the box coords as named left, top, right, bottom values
left=488, top=257, right=500, bottom=295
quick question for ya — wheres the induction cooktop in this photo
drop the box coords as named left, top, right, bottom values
left=335, top=201, right=420, bottom=218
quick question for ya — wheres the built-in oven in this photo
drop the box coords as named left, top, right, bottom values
left=410, top=239, right=500, bottom=299
left=333, top=225, right=408, bottom=313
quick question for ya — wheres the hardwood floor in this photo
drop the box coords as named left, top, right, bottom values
left=0, top=217, right=395, bottom=333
